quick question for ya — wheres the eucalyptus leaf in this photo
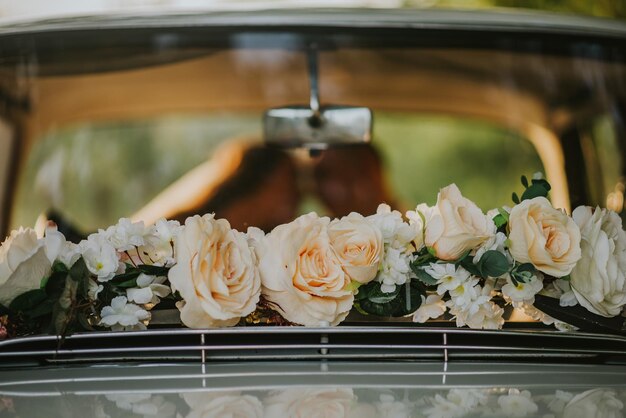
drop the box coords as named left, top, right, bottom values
left=521, top=183, right=550, bottom=201
left=358, top=281, right=423, bottom=317
left=521, top=175, right=529, bottom=188
left=477, top=250, right=511, bottom=278
left=459, top=257, right=481, bottom=277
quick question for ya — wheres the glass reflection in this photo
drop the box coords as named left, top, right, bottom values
left=2, top=386, right=624, bottom=418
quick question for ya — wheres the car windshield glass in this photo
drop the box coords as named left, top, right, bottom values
left=6, top=41, right=626, bottom=233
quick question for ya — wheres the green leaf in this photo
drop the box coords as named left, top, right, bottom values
left=358, top=281, right=424, bottom=317
left=27, top=298, right=56, bottom=318
left=114, top=278, right=138, bottom=289
left=9, top=289, right=48, bottom=312
left=512, top=192, right=520, bottom=204
left=531, top=178, right=552, bottom=191
left=367, top=282, right=400, bottom=304
left=521, top=175, right=529, bottom=188
left=111, top=270, right=141, bottom=283
left=346, top=280, right=362, bottom=293
left=459, top=257, right=481, bottom=277
left=69, top=257, right=89, bottom=282
left=426, top=246, right=437, bottom=257
left=520, top=183, right=550, bottom=201
left=477, top=250, right=511, bottom=278
left=45, top=271, right=68, bottom=300
left=52, top=261, right=69, bottom=274
left=493, top=214, right=507, bottom=229
left=560, top=275, right=571, bottom=282
left=138, top=265, right=169, bottom=276
left=413, top=268, right=438, bottom=286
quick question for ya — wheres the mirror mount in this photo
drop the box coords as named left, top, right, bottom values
left=263, top=46, right=372, bottom=149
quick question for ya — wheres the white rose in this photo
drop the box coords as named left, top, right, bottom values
left=183, top=392, right=263, bottom=418
left=264, top=388, right=354, bottom=418
left=508, top=197, right=581, bottom=277
left=0, top=228, right=51, bottom=306
left=328, top=213, right=383, bottom=284
left=420, top=184, right=496, bottom=261
left=168, top=214, right=261, bottom=328
left=256, top=213, right=353, bottom=326
left=562, top=389, right=624, bottom=418
left=569, top=206, right=626, bottom=317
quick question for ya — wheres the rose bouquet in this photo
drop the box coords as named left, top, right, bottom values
left=1, top=174, right=625, bottom=338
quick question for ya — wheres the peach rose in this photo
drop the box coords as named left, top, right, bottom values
left=421, top=184, right=496, bottom=261
left=328, top=213, right=383, bottom=284
left=508, top=197, right=581, bottom=277
left=168, top=214, right=260, bottom=327
left=255, top=213, right=353, bottom=326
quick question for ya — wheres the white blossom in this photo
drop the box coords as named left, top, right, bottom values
left=88, top=279, right=103, bottom=301
left=378, top=246, right=412, bottom=293
left=448, top=277, right=485, bottom=310
left=126, top=273, right=171, bottom=306
left=80, top=234, right=120, bottom=282
left=99, top=296, right=150, bottom=331
left=367, top=204, right=417, bottom=248
left=501, top=274, right=543, bottom=303
left=448, top=282, right=504, bottom=330
left=425, top=263, right=471, bottom=295
left=104, top=218, right=147, bottom=251
left=413, top=294, right=446, bottom=323
left=152, top=218, right=181, bottom=243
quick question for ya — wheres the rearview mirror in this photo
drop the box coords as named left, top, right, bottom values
left=263, top=47, right=373, bottom=149
left=264, top=105, right=372, bottom=149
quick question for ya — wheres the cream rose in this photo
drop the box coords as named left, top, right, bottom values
left=256, top=213, right=353, bottom=326
left=569, top=206, right=626, bottom=317
left=264, top=388, right=354, bottom=418
left=420, top=184, right=496, bottom=261
left=328, top=213, right=383, bottom=284
left=168, top=214, right=261, bottom=327
left=508, top=197, right=581, bottom=277
left=0, top=228, right=52, bottom=306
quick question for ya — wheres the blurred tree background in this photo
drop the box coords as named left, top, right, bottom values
left=403, top=0, right=626, bottom=19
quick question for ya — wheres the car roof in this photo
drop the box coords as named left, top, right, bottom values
left=0, top=8, right=625, bottom=39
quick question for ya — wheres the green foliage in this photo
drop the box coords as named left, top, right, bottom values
left=9, top=289, right=48, bottom=313
left=513, top=175, right=552, bottom=204
left=355, top=280, right=424, bottom=317
left=476, top=250, right=511, bottom=278
left=510, top=263, right=536, bottom=285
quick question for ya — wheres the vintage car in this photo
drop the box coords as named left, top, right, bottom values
left=0, top=5, right=625, bottom=417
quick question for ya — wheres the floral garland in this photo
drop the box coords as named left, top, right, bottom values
left=1, top=174, right=625, bottom=338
